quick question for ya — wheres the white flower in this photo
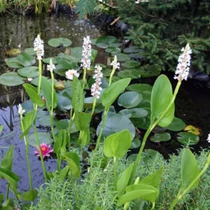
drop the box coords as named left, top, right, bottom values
left=207, top=133, right=210, bottom=143
left=65, top=70, right=79, bottom=80
left=18, top=104, right=25, bottom=115
left=47, top=59, right=56, bottom=72
left=34, top=34, right=44, bottom=60
left=174, top=43, right=192, bottom=81
left=111, top=55, right=120, bottom=70
left=81, top=36, right=92, bottom=70
left=91, top=65, right=103, bottom=99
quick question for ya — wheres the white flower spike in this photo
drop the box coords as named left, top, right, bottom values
left=34, top=34, right=44, bottom=60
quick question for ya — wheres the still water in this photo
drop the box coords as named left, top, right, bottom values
left=0, top=13, right=101, bottom=195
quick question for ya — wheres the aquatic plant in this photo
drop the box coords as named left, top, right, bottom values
left=34, top=143, right=53, bottom=158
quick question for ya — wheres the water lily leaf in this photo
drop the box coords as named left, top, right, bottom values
left=95, top=35, right=119, bottom=48
left=177, top=132, right=199, bottom=145
left=123, top=46, right=143, bottom=53
left=18, top=66, right=39, bottom=78
left=127, top=83, right=152, bottom=101
left=122, top=60, right=140, bottom=69
left=0, top=72, right=24, bottom=86
left=5, top=57, right=23, bottom=68
left=150, top=132, right=171, bottom=142
left=24, top=48, right=36, bottom=55
left=105, top=47, right=121, bottom=55
left=16, top=52, right=36, bottom=67
left=119, top=108, right=148, bottom=118
left=115, top=53, right=130, bottom=61
left=118, top=91, right=142, bottom=108
left=58, top=93, right=72, bottom=111
left=139, top=64, right=161, bottom=77
left=131, top=138, right=141, bottom=149
left=166, top=117, right=186, bottom=132
left=97, top=113, right=136, bottom=139
left=118, top=69, right=141, bottom=79
left=48, top=37, right=72, bottom=47
left=6, top=48, right=22, bottom=56
left=28, top=132, right=53, bottom=147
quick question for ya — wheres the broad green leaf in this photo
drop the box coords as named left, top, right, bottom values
left=20, top=110, right=36, bottom=139
left=0, top=72, right=24, bottom=86
left=121, top=60, right=140, bottom=69
left=177, top=132, right=199, bottom=145
left=101, top=78, right=131, bottom=107
left=48, top=37, right=72, bottom=47
left=23, top=84, right=44, bottom=107
left=151, top=74, right=174, bottom=127
left=104, top=129, right=132, bottom=158
left=22, top=189, right=38, bottom=201
left=118, top=184, right=158, bottom=205
left=41, top=76, right=58, bottom=109
left=18, top=66, right=39, bottom=78
left=28, top=132, right=53, bottom=147
left=5, top=57, right=23, bottom=68
left=118, top=91, right=142, bottom=108
left=0, top=168, right=19, bottom=190
left=72, top=76, right=84, bottom=112
left=65, top=152, right=80, bottom=178
left=140, top=168, right=163, bottom=188
left=117, top=163, right=134, bottom=196
left=0, top=145, right=14, bottom=171
left=166, top=117, right=186, bottom=131
left=181, top=148, right=200, bottom=190
left=150, top=132, right=171, bottom=142
left=54, top=129, right=67, bottom=155
left=117, top=69, right=141, bottom=79
left=74, top=112, right=91, bottom=130
left=16, top=52, right=36, bottom=66
left=95, top=35, right=119, bottom=49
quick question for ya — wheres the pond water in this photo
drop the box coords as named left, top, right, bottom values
left=0, top=13, right=101, bottom=197
left=0, top=13, right=210, bottom=199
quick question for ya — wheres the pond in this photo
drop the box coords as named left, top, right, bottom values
left=0, top=12, right=210, bottom=199
left=0, top=13, right=101, bottom=197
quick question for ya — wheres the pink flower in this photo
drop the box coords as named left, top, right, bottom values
left=65, top=69, right=79, bottom=80
left=34, top=143, right=53, bottom=158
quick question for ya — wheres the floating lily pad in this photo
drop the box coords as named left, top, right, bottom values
left=0, top=72, right=24, bottom=86
left=150, top=132, right=171, bottom=143
left=118, top=69, right=141, bottom=79
left=6, top=48, right=22, bottom=56
left=95, top=35, right=119, bottom=49
left=48, top=37, right=72, bottom=47
left=24, top=48, right=36, bottom=55
left=97, top=113, right=136, bottom=139
left=18, top=66, right=39, bottom=78
left=28, top=132, right=53, bottom=147
left=119, top=108, right=148, bottom=118
left=177, top=132, right=200, bottom=145
left=118, top=91, right=142, bottom=108
left=166, top=117, right=186, bottom=132
left=121, top=60, right=140, bottom=69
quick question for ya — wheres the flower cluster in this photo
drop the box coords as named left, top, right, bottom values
left=65, top=69, right=79, bottom=80
left=47, top=59, right=56, bottom=72
left=91, top=65, right=103, bottom=99
left=34, top=143, right=53, bottom=158
left=207, top=133, right=210, bottom=143
left=34, top=34, right=44, bottom=60
left=111, top=55, right=120, bottom=70
left=174, top=43, right=192, bottom=81
left=18, top=104, right=25, bottom=115
left=81, top=36, right=92, bottom=70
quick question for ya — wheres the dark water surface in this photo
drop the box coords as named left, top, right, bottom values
left=0, top=14, right=101, bottom=196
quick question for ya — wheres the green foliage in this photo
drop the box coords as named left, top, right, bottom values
left=76, top=0, right=97, bottom=19
left=115, top=0, right=210, bottom=73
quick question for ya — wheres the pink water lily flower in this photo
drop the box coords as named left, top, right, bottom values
left=34, top=143, right=53, bottom=158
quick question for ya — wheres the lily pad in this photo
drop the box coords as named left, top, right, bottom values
left=177, top=132, right=200, bottom=145
left=118, top=69, right=141, bottom=79
left=28, top=132, right=53, bottom=147
left=24, top=48, right=36, bottom=55
left=48, top=37, right=72, bottom=47
left=18, top=66, right=39, bottom=78
left=166, top=117, right=186, bottom=132
left=0, top=72, right=24, bottom=86
left=121, top=60, right=140, bottom=69
left=119, top=108, right=148, bottom=118
left=95, top=35, right=119, bottom=49
left=150, top=132, right=171, bottom=143
left=118, top=91, right=142, bottom=108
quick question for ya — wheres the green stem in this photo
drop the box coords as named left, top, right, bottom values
left=67, top=110, right=74, bottom=151
left=169, top=153, right=210, bottom=209
left=20, top=116, right=33, bottom=190
left=82, top=68, right=87, bottom=90
left=50, top=70, right=55, bottom=140
left=95, top=106, right=109, bottom=150
left=37, top=60, right=42, bottom=94
left=131, top=80, right=182, bottom=181
left=6, top=183, right=10, bottom=200
left=91, top=97, right=97, bottom=117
